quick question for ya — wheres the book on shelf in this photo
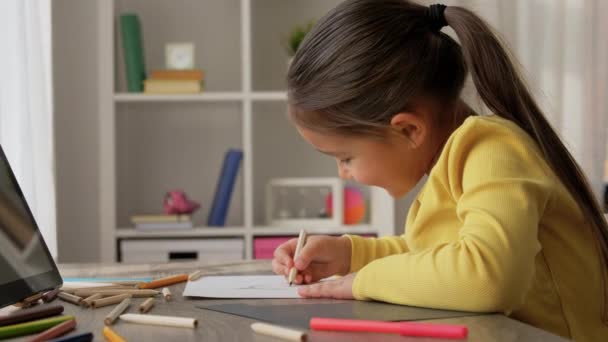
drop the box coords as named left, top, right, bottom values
left=143, top=79, right=203, bottom=94
left=120, top=14, right=146, bottom=92
left=130, top=214, right=191, bottom=224
left=131, top=214, right=193, bottom=230
left=149, top=69, right=204, bottom=81
left=207, top=149, right=243, bottom=227
left=134, top=221, right=194, bottom=230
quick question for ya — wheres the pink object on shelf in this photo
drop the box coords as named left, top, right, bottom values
left=310, top=318, right=468, bottom=339
left=326, top=186, right=366, bottom=225
left=163, top=190, right=201, bottom=215
left=253, top=237, right=293, bottom=259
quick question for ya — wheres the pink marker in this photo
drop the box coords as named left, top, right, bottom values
left=310, top=317, right=468, bottom=339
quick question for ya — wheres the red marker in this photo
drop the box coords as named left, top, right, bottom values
left=310, top=318, right=468, bottom=339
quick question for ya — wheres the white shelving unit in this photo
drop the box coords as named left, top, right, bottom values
left=98, top=0, right=395, bottom=263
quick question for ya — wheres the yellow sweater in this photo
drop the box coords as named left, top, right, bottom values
left=348, top=115, right=608, bottom=341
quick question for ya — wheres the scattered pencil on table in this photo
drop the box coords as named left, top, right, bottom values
left=162, top=287, right=172, bottom=301
left=49, top=331, right=93, bottom=342
left=0, top=315, right=75, bottom=340
left=81, top=293, right=103, bottom=308
left=138, top=298, right=155, bottom=313
left=188, top=270, right=202, bottom=281
left=309, top=318, right=468, bottom=339
left=91, top=294, right=132, bottom=309
left=15, top=293, right=44, bottom=308
left=103, top=326, right=127, bottom=342
left=138, top=274, right=188, bottom=289
left=0, top=303, right=64, bottom=327
left=42, top=289, right=61, bottom=303
left=58, top=292, right=83, bottom=306
left=119, top=313, right=197, bottom=329
left=29, top=318, right=76, bottom=342
left=104, top=297, right=131, bottom=325
left=62, top=286, right=134, bottom=294
left=251, top=322, right=307, bottom=342
left=288, top=229, right=307, bottom=286
left=75, top=289, right=158, bottom=298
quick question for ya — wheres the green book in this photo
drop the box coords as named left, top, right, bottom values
left=0, top=315, right=75, bottom=339
left=120, top=14, right=146, bottom=92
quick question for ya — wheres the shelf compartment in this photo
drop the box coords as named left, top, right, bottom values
left=251, top=225, right=376, bottom=236
left=116, top=227, right=246, bottom=238
left=114, top=92, right=244, bottom=102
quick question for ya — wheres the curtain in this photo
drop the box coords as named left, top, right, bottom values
left=0, top=0, right=56, bottom=257
left=423, top=0, right=608, bottom=198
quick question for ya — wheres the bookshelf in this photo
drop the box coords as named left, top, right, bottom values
left=98, top=0, right=396, bottom=262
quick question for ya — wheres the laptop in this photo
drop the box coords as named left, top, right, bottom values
left=0, top=145, right=62, bottom=308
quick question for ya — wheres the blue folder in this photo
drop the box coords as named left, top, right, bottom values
left=207, top=149, right=243, bottom=226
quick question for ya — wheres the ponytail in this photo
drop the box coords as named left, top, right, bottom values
left=445, top=6, right=608, bottom=321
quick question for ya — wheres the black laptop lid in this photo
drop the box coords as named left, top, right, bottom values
left=0, top=145, right=62, bottom=308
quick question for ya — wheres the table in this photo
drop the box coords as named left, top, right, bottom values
left=7, top=260, right=569, bottom=341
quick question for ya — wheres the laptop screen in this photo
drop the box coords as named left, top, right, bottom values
left=0, top=146, right=61, bottom=306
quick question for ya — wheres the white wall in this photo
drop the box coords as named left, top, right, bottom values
left=53, top=0, right=100, bottom=262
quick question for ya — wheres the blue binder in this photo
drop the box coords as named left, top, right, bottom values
left=207, top=149, right=243, bottom=226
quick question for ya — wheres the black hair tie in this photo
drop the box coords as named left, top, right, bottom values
left=426, top=4, right=448, bottom=32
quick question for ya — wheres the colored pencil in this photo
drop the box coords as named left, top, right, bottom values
left=0, top=304, right=64, bottom=327
left=48, top=331, right=93, bottom=342
left=137, top=274, right=188, bottom=289
left=104, top=298, right=131, bottom=325
left=0, top=315, right=75, bottom=339
left=119, top=313, right=197, bottom=329
left=103, top=326, right=126, bottom=342
left=74, top=289, right=158, bottom=298
left=58, top=292, right=83, bottom=306
left=251, top=322, right=306, bottom=342
left=138, top=298, right=155, bottom=313
left=28, top=318, right=76, bottom=342
left=91, top=294, right=132, bottom=309
left=161, top=288, right=172, bottom=301
left=288, top=229, right=307, bottom=285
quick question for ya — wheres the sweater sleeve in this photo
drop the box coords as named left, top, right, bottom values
left=352, top=128, right=552, bottom=313
left=346, top=234, right=409, bottom=272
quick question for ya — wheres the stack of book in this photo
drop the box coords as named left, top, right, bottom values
left=131, top=214, right=193, bottom=230
left=143, top=69, right=204, bottom=94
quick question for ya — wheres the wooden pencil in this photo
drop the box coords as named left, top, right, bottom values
left=138, top=298, right=155, bottom=313
left=58, top=292, right=83, bottom=306
left=137, top=274, right=188, bottom=289
left=288, top=229, right=307, bottom=286
left=81, top=294, right=103, bottom=308
left=251, top=322, right=307, bottom=342
left=161, top=288, right=172, bottom=301
left=188, top=270, right=202, bottom=281
left=119, top=313, right=197, bottom=329
left=74, top=289, right=158, bottom=298
left=29, top=318, right=76, bottom=342
left=91, top=294, right=131, bottom=309
left=104, top=298, right=131, bottom=325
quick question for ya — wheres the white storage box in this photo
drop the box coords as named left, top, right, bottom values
left=120, top=238, right=244, bottom=263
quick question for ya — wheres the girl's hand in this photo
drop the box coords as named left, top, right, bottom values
left=297, top=272, right=356, bottom=299
left=272, top=235, right=352, bottom=284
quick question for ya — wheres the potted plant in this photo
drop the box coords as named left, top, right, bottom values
left=285, top=20, right=316, bottom=66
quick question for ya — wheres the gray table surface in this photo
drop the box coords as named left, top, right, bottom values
left=6, top=260, right=569, bottom=341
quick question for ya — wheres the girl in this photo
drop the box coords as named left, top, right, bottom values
left=271, top=1, right=608, bottom=340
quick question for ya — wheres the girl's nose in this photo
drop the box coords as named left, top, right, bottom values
left=337, top=163, right=351, bottom=180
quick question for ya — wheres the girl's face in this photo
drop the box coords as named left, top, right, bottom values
left=296, top=123, right=431, bottom=198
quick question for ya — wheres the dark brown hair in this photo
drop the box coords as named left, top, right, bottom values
left=287, top=0, right=608, bottom=319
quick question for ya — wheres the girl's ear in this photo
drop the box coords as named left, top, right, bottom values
left=390, top=113, right=426, bottom=149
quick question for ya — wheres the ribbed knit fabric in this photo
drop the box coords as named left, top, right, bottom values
left=347, top=115, right=608, bottom=341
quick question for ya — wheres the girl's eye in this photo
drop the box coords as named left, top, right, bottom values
left=340, top=158, right=352, bottom=165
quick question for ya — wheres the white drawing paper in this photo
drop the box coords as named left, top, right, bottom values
left=182, top=275, right=302, bottom=298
